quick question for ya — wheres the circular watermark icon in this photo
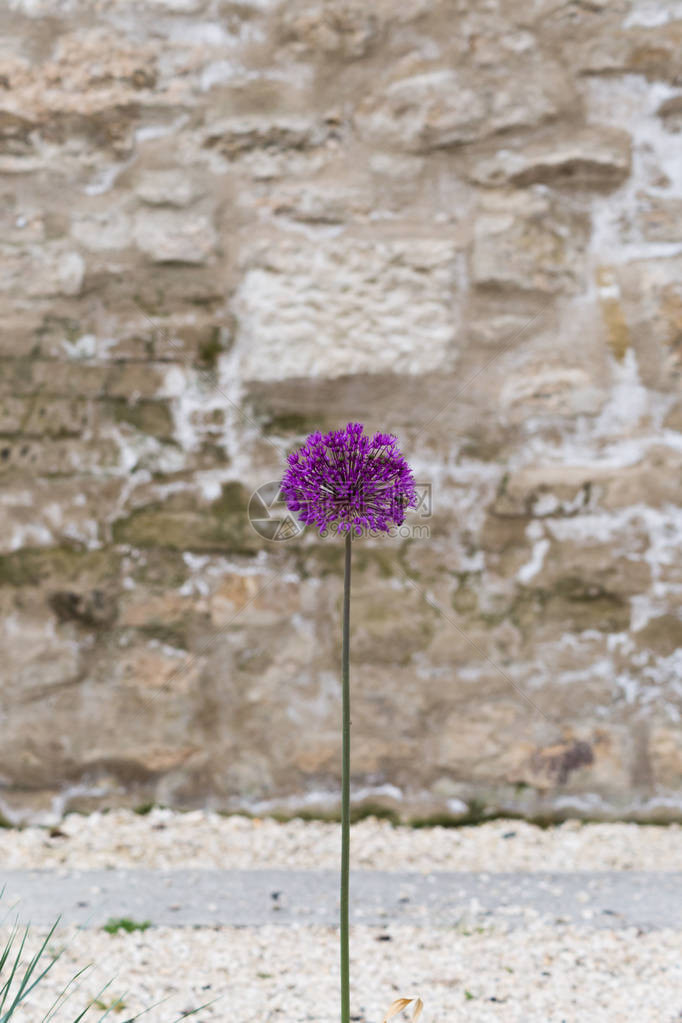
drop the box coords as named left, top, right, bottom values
left=248, top=481, right=305, bottom=541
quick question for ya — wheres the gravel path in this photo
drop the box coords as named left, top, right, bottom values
left=3, top=868, right=682, bottom=930
left=2, top=807, right=681, bottom=871
left=2, top=921, right=682, bottom=1023
left=2, top=809, right=682, bottom=1022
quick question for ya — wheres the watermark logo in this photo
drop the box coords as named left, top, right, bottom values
left=248, top=482, right=433, bottom=541
left=247, top=482, right=305, bottom=541
left=412, top=482, right=432, bottom=519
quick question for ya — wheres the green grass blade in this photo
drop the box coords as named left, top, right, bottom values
left=112, top=989, right=222, bottom=1022
left=0, top=921, right=20, bottom=998
left=41, top=963, right=98, bottom=1022
left=0, top=922, right=32, bottom=1016
left=71, top=979, right=125, bottom=1022
left=0, top=917, right=63, bottom=1020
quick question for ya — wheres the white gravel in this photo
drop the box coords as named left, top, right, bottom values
left=1, top=808, right=681, bottom=871
left=3, top=919, right=682, bottom=1023
left=3, top=810, right=682, bottom=1021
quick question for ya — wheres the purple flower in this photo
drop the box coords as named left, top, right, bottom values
left=281, top=422, right=417, bottom=536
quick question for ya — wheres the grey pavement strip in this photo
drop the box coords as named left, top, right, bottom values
left=1, top=870, right=680, bottom=931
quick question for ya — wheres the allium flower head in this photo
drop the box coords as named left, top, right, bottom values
left=281, top=422, right=417, bottom=535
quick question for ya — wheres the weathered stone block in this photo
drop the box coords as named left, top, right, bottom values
left=48, top=587, right=118, bottom=629
left=69, top=201, right=133, bottom=251
left=22, top=397, right=92, bottom=437
left=468, top=127, right=631, bottom=191
left=635, top=615, right=682, bottom=658
left=115, top=642, right=201, bottom=695
left=0, top=110, right=36, bottom=156
left=112, top=483, right=258, bottom=554
left=523, top=538, right=651, bottom=602
left=0, top=545, right=121, bottom=592
left=354, top=55, right=571, bottom=152
left=600, top=447, right=682, bottom=509
left=514, top=729, right=631, bottom=797
left=245, top=370, right=461, bottom=440
left=0, top=436, right=119, bottom=476
left=275, top=0, right=383, bottom=59
left=267, top=182, right=372, bottom=223
left=0, top=477, right=123, bottom=554
left=355, top=68, right=488, bottom=151
left=134, top=169, right=202, bottom=207
left=119, top=590, right=196, bottom=649
left=103, top=398, right=175, bottom=438
left=434, top=703, right=526, bottom=779
left=493, top=466, right=596, bottom=519
left=202, top=115, right=330, bottom=157
left=545, top=8, right=682, bottom=83
left=657, top=93, right=682, bottom=133
left=133, top=210, right=218, bottom=264
left=651, top=726, right=682, bottom=789
left=499, top=366, right=606, bottom=417
left=0, top=606, right=81, bottom=693
left=633, top=194, right=682, bottom=243
left=104, top=361, right=180, bottom=400
left=0, top=313, right=45, bottom=357
left=0, top=397, right=29, bottom=434
left=664, top=400, right=682, bottom=431
left=0, top=360, right=109, bottom=398
left=471, top=193, right=590, bottom=295
left=0, top=243, right=85, bottom=297
left=351, top=585, right=435, bottom=664
left=614, top=258, right=682, bottom=392
left=233, top=237, right=460, bottom=380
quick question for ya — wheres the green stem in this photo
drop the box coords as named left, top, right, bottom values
left=340, top=530, right=352, bottom=1023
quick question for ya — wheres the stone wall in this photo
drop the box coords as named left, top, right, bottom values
left=1, top=0, right=681, bottom=825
